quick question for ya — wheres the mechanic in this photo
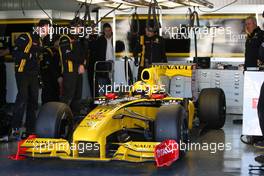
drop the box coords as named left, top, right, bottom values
left=254, top=82, right=264, bottom=163
left=244, top=16, right=264, bottom=70
left=11, top=19, right=50, bottom=139
left=253, top=32, right=264, bottom=163
left=93, top=23, right=114, bottom=97
left=252, top=38, right=264, bottom=152
left=39, top=36, right=61, bottom=104
left=58, top=17, right=85, bottom=114
left=0, top=39, right=10, bottom=108
left=138, top=21, right=167, bottom=79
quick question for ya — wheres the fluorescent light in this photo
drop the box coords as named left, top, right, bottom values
left=104, top=3, right=134, bottom=9
left=172, top=0, right=214, bottom=8
left=113, top=0, right=143, bottom=7
left=76, top=0, right=214, bottom=9
left=160, top=1, right=183, bottom=8
left=76, top=0, right=107, bottom=3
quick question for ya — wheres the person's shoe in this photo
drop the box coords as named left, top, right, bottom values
left=254, top=141, right=264, bottom=149
left=0, top=135, right=9, bottom=142
left=9, top=128, right=21, bottom=141
left=255, top=155, right=264, bottom=163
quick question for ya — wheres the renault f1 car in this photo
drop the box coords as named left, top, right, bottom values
left=18, top=64, right=226, bottom=162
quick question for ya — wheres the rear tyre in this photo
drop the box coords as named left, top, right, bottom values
left=198, top=88, right=226, bottom=129
left=35, top=102, right=73, bottom=139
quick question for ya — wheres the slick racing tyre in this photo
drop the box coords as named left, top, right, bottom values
left=198, top=88, right=226, bottom=129
left=35, top=102, right=73, bottom=139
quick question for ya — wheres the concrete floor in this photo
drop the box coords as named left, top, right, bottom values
left=0, top=115, right=263, bottom=176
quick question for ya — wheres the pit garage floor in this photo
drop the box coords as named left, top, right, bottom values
left=0, top=115, right=263, bottom=176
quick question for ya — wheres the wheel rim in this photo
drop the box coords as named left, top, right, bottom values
left=219, top=93, right=226, bottom=124
left=58, top=112, right=72, bottom=139
left=180, top=119, right=188, bottom=144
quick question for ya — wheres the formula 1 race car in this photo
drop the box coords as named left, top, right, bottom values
left=17, top=64, right=226, bottom=162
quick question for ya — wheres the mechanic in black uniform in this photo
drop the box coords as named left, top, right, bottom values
left=244, top=16, right=264, bottom=150
left=39, top=36, right=61, bottom=104
left=253, top=80, right=264, bottom=163
left=244, top=16, right=264, bottom=70
left=252, top=26, right=264, bottom=162
left=11, top=19, right=50, bottom=139
left=58, top=17, right=85, bottom=114
left=0, top=39, right=10, bottom=108
left=252, top=35, right=264, bottom=152
left=138, top=21, right=167, bottom=79
left=93, top=23, right=114, bottom=97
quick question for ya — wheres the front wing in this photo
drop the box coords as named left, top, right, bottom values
left=19, top=137, right=160, bottom=162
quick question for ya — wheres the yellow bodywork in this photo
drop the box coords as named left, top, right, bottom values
left=20, top=64, right=196, bottom=162
left=141, top=64, right=194, bottom=85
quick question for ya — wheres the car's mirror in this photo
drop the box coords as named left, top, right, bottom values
left=112, top=114, right=124, bottom=119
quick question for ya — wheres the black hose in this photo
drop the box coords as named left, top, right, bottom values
left=146, top=0, right=160, bottom=32
left=20, top=0, right=25, bottom=16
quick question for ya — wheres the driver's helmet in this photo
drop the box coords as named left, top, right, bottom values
left=130, top=81, right=150, bottom=97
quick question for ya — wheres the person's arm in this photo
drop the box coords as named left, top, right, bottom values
left=76, top=39, right=85, bottom=74
left=257, top=31, right=264, bottom=65
left=55, top=55, right=63, bottom=93
left=258, top=33, right=264, bottom=65
left=160, top=37, right=167, bottom=63
left=12, top=34, right=31, bottom=60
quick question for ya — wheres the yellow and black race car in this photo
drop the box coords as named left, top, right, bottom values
left=18, top=64, right=226, bottom=162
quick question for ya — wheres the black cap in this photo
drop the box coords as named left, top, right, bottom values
left=37, top=19, right=50, bottom=27
left=70, top=17, right=84, bottom=27
left=146, top=20, right=158, bottom=33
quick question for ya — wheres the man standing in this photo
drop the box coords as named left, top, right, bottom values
left=138, top=22, right=167, bottom=79
left=244, top=16, right=264, bottom=147
left=93, top=23, right=114, bottom=97
left=58, top=17, right=85, bottom=114
left=252, top=33, right=264, bottom=158
left=244, top=16, right=264, bottom=69
left=253, top=81, right=264, bottom=163
left=11, top=19, right=50, bottom=139
left=0, top=39, right=9, bottom=108
left=40, top=36, right=60, bottom=104
left=95, top=23, right=114, bottom=62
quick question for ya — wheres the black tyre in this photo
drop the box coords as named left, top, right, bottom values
left=35, top=102, right=73, bottom=139
left=198, top=88, right=226, bottom=129
left=154, top=104, right=189, bottom=156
